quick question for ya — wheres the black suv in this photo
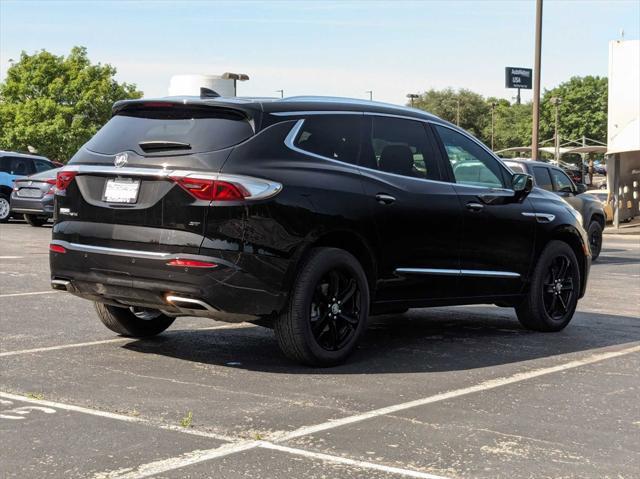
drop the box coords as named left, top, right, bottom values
left=504, top=159, right=606, bottom=260
left=50, top=97, right=591, bottom=366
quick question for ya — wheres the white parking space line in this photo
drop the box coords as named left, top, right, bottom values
left=275, top=343, right=640, bottom=442
left=0, top=391, right=235, bottom=442
left=0, top=290, right=59, bottom=298
left=260, top=442, right=450, bottom=479
left=0, top=256, right=24, bottom=259
left=0, top=323, right=254, bottom=357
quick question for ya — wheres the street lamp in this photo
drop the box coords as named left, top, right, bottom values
left=365, top=90, right=373, bottom=101
left=490, top=102, right=497, bottom=151
left=406, top=93, right=419, bottom=108
left=276, top=89, right=284, bottom=99
left=221, top=72, right=250, bottom=96
left=550, top=96, right=562, bottom=163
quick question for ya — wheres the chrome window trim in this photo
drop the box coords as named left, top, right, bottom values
left=272, top=110, right=363, bottom=117
left=284, top=119, right=457, bottom=187
left=396, top=267, right=520, bottom=279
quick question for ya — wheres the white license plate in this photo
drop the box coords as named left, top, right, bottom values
left=103, top=178, right=140, bottom=204
left=19, top=188, right=42, bottom=198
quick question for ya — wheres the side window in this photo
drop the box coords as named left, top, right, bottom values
left=0, top=158, right=10, bottom=173
left=532, top=167, right=553, bottom=191
left=294, top=115, right=362, bottom=165
left=34, top=160, right=53, bottom=173
left=551, top=169, right=575, bottom=193
left=8, top=158, right=34, bottom=176
left=434, top=125, right=504, bottom=188
left=366, top=116, right=441, bottom=181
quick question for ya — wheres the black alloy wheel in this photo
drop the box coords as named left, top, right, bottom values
left=310, top=269, right=361, bottom=351
left=587, top=221, right=603, bottom=260
left=275, top=247, right=369, bottom=366
left=516, top=240, right=580, bottom=332
left=542, top=254, right=575, bottom=320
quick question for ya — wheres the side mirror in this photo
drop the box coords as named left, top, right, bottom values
left=576, top=183, right=587, bottom=194
left=512, top=173, right=533, bottom=202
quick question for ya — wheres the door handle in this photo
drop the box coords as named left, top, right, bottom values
left=466, top=201, right=484, bottom=211
left=375, top=194, right=396, bottom=205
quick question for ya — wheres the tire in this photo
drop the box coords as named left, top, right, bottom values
left=516, top=240, right=580, bottom=332
left=24, top=214, right=48, bottom=227
left=587, top=220, right=603, bottom=261
left=275, top=247, right=370, bottom=367
left=0, top=194, right=10, bottom=223
left=94, top=302, right=175, bottom=337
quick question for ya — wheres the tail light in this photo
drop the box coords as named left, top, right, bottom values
left=49, top=244, right=67, bottom=254
left=46, top=178, right=56, bottom=195
left=169, top=174, right=281, bottom=202
left=56, top=170, right=78, bottom=191
left=166, top=258, right=218, bottom=268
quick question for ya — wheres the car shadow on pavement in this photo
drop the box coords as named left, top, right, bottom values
left=123, top=307, right=640, bottom=375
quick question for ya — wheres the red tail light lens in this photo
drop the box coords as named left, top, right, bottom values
left=170, top=177, right=249, bottom=201
left=56, top=171, right=77, bottom=191
left=166, top=259, right=218, bottom=268
left=49, top=244, right=67, bottom=254
left=46, top=179, right=57, bottom=185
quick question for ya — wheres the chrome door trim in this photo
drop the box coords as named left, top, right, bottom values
left=395, top=267, right=520, bottom=278
left=522, top=212, right=555, bottom=223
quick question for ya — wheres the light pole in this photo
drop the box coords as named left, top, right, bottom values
left=456, top=99, right=461, bottom=126
left=276, top=89, right=284, bottom=99
left=406, top=93, right=419, bottom=108
left=550, top=96, right=562, bottom=163
left=365, top=90, right=373, bottom=101
left=531, top=0, right=543, bottom=160
left=490, top=102, right=497, bottom=151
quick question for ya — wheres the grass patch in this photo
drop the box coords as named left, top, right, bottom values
left=180, top=411, right=193, bottom=428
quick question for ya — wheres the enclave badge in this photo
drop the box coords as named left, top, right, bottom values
left=114, top=152, right=128, bottom=168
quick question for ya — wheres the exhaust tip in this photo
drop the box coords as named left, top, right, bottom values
left=51, top=279, right=71, bottom=291
left=165, top=295, right=217, bottom=312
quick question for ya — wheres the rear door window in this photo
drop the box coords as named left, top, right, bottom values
left=293, top=115, right=362, bottom=165
left=4, top=157, right=35, bottom=175
left=551, top=169, right=576, bottom=193
left=34, top=159, right=54, bottom=173
left=532, top=166, right=553, bottom=191
left=364, top=116, right=442, bottom=180
left=86, top=106, right=255, bottom=156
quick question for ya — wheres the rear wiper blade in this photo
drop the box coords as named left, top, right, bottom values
left=138, top=140, right=191, bottom=152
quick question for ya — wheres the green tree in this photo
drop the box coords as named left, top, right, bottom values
left=483, top=99, right=532, bottom=152
left=410, top=88, right=490, bottom=139
left=0, top=47, right=142, bottom=162
left=539, top=76, right=608, bottom=144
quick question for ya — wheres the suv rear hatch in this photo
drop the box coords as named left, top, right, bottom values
left=55, top=100, right=259, bottom=254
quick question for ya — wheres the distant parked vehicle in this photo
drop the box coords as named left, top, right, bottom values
left=0, top=151, right=56, bottom=222
left=505, top=159, right=606, bottom=260
left=588, top=190, right=613, bottom=223
left=10, top=168, right=60, bottom=226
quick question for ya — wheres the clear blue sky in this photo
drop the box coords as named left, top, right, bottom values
left=1, top=0, right=638, bottom=105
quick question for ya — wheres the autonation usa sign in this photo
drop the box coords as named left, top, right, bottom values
left=505, top=67, right=533, bottom=89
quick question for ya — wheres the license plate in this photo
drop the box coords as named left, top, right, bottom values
left=103, top=178, right=140, bottom=204
left=18, top=188, right=42, bottom=198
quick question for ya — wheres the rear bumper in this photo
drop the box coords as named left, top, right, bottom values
left=10, top=195, right=54, bottom=216
left=49, top=240, right=287, bottom=321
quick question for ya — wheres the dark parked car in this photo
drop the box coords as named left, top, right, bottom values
left=0, top=151, right=56, bottom=222
left=504, top=159, right=605, bottom=260
left=50, top=96, right=591, bottom=366
left=10, top=168, right=60, bottom=226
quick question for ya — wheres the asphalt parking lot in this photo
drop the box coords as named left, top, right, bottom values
left=1, top=222, right=639, bottom=478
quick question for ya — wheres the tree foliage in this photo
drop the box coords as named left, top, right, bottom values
left=539, top=76, right=608, bottom=144
left=0, top=47, right=142, bottom=162
left=409, top=76, right=608, bottom=153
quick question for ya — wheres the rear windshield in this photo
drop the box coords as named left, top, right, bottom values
left=85, top=106, right=254, bottom=156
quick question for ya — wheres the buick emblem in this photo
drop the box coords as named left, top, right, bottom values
left=114, top=153, right=128, bottom=168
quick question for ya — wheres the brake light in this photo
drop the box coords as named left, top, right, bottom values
left=46, top=179, right=56, bottom=185
left=166, top=259, right=218, bottom=268
left=49, top=244, right=67, bottom=254
left=170, top=177, right=249, bottom=201
left=56, top=171, right=77, bottom=191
